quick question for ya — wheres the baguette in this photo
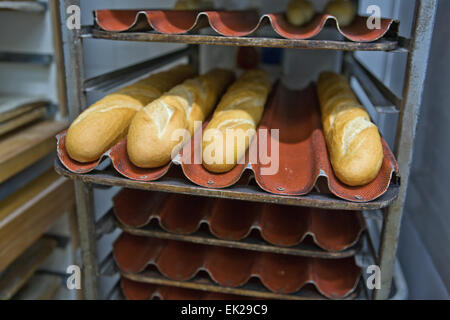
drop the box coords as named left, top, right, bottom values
left=127, top=68, right=235, bottom=168
left=202, top=69, right=272, bottom=173
left=174, top=0, right=213, bottom=10
left=324, top=0, right=356, bottom=27
left=317, top=71, right=383, bottom=186
left=65, top=65, right=196, bottom=163
left=286, top=0, right=315, bottom=27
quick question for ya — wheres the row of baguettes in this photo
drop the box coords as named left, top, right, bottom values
left=66, top=66, right=383, bottom=187
left=127, top=68, right=235, bottom=168
left=317, top=71, right=383, bottom=186
left=66, top=65, right=196, bottom=163
left=286, top=0, right=356, bottom=27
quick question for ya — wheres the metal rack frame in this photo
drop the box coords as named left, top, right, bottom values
left=60, top=0, right=438, bottom=300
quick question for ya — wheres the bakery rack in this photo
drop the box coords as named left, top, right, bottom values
left=58, top=0, right=437, bottom=300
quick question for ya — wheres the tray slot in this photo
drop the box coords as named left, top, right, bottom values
left=113, top=189, right=366, bottom=254
left=83, top=46, right=192, bottom=92
left=119, top=223, right=362, bottom=259
left=121, top=270, right=362, bottom=301
left=0, top=52, right=53, bottom=66
left=121, top=277, right=262, bottom=300
left=91, top=28, right=401, bottom=52
left=54, top=161, right=399, bottom=211
left=344, top=53, right=401, bottom=110
left=113, top=233, right=361, bottom=299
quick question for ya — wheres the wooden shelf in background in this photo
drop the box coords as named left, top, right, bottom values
left=13, top=274, right=60, bottom=300
left=0, top=169, right=74, bottom=272
left=0, top=237, right=56, bottom=300
left=0, top=96, right=48, bottom=122
left=0, top=106, right=47, bottom=136
left=0, top=120, right=67, bottom=183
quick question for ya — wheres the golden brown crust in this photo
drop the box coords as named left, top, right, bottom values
left=317, top=71, right=383, bottom=186
left=127, top=68, right=235, bottom=168
left=202, top=69, right=272, bottom=173
left=324, top=0, right=356, bottom=27
left=286, top=0, right=315, bottom=27
left=65, top=65, right=196, bottom=163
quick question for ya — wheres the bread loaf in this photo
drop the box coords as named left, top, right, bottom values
left=174, top=0, right=213, bottom=10
left=202, top=69, right=272, bottom=173
left=65, top=65, right=196, bottom=163
left=127, top=69, right=235, bottom=168
left=286, top=0, right=315, bottom=27
left=317, top=71, right=383, bottom=186
left=324, top=0, right=356, bottom=27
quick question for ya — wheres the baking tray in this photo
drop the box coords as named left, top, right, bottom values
left=121, top=277, right=254, bottom=300
left=93, top=10, right=398, bottom=43
left=121, top=270, right=363, bottom=300
left=57, top=82, right=398, bottom=203
left=114, top=233, right=361, bottom=299
left=114, top=189, right=366, bottom=253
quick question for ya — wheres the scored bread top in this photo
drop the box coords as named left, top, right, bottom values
left=65, top=65, right=196, bottom=163
left=202, top=69, right=272, bottom=173
left=127, top=68, right=235, bottom=169
left=317, top=71, right=383, bottom=186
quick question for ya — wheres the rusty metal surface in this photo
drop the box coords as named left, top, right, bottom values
left=113, top=233, right=361, bottom=299
left=121, top=278, right=254, bottom=300
left=113, top=189, right=366, bottom=252
left=54, top=159, right=399, bottom=211
left=119, top=223, right=362, bottom=259
left=91, top=28, right=400, bottom=52
left=56, top=82, right=398, bottom=203
left=94, top=10, right=398, bottom=43
left=121, top=269, right=362, bottom=300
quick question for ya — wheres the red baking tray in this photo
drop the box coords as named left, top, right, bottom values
left=113, top=189, right=366, bottom=252
left=121, top=278, right=254, bottom=300
left=94, top=10, right=398, bottom=43
left=114, top=233, right=361, bottom=299
left=56, top=82, right=398, bottom=202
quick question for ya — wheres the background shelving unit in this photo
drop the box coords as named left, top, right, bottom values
left=59, top=0, right=437, bottom=300
left=0, top=0, right=76, bottom=300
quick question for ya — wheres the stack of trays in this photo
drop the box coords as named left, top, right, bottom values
left=113, top=189, right=366, bottom=300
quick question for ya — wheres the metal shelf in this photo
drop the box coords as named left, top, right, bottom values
left=90, top=28, right=402, bottom=52
left=55, top=160, right=399, bottom=211
left=83, top=46, right=193, bottom=93
left=118, top=222, right=363, bottom=259
left=121, top=270, right=362, bottom=301
left=0, top=52, right=53, bottom=66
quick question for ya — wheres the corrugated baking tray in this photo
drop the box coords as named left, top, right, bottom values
left=121, top=277, right=254, bottom=300
left=57, top=82, right=398, bottom=203
left=114, top=233, right=361, bottom=299
left=113, top=189, right=366, bottom=253
left=93, top=10, right=398, bottom=43
left=121, top=269, right=363, bottom=300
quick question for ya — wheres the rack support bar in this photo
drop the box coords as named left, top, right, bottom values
left=375, top=0, right=438, bottom=300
